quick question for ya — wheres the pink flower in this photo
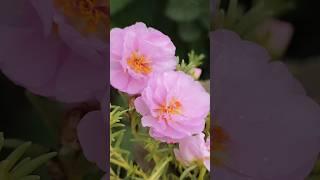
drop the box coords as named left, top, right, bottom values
left=134, top=71, right=210, bottom=143
left=0, top=0, right=107, bottom=103
left=77, top=94, right=107, bottom=172
left=174, top=133, right=210, bottom=171
left=110, top=22, right=177, bottom=94
left=212, top=30, right=320, bottom=179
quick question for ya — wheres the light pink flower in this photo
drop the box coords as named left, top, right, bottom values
left=110, top=22, right=177, bottom=94
left=0, top=0, right=107, bottom=103
left=134, top=71, right=210, bottom=143
left=174, top=133, right=210, bottom=171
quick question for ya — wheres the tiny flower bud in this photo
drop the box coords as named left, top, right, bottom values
left=192, top=68, right=202, bottom=79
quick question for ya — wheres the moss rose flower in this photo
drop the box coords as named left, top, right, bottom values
left=110, top=22, right=177, bottom=94
left=212, top=29, right=320, bottom=180
left=174, top=133, right=210, bottom=171
left=134, top=71, right=210, bottom=143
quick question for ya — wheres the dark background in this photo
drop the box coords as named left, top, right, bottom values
left=238, top=0, right=320, bottom=59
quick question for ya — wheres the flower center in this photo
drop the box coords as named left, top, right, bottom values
left=213, top=125, right=229, bottom=165
left=127, top=51, right=152, bottom=75
left=156, top=98, right=182, bottom=121
left=54, top=0, right=107, bottom=34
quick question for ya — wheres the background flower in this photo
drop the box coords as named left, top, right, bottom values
left=77, top=95, right=107, bottom=172
left=212, top=29, right=320, bottom=180
left=0, top=0, right=107, bottom=103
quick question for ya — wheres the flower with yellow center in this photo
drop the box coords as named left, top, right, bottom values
left=134, top=71, right=209, bottom=143
left=110, top=22, right=176, bottom=94
left=127, top=51, right=152, bottom=75
left=156, top=98, right=182, bottom=122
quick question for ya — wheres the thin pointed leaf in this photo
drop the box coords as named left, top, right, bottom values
left=17, top=175, right=40, bottom=180
left=225, top=0, right=238, bottom=27
left=0, top=160, right=10, bottom=179
left=149, top=158, right=172, bottom=179
left=12, top=152, right=57, bottom=178
left=11, top=158, right=31, bottom=173
left=5, top=142, right=31, bottom=171
left=179, top=165, right=197, bottom=180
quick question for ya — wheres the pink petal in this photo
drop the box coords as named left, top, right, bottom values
left=54, top=52, right=106, bottom=102
left=30, top=0, right=54, bottom=36
left=77, top=110, right=106, bottom=171
left=134, top=97, right=150, bottom=116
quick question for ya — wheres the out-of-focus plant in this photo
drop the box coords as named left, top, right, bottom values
left=0, top=133, right=57, bottom=180
left=213, top=0, right=295, bottom=59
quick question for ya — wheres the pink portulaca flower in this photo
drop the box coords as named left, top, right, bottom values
left=212, top=30, right=320, bottom=180
left=134, top=71, right=210, bottom=143
left=0, top=0, right=107, bottom=103
left=110, top=22, right=177, bottom=94
left=174, top=133, right=210, bottom=171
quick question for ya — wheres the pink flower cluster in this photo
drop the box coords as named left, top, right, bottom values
left=111, top=22, right=210, bottom=171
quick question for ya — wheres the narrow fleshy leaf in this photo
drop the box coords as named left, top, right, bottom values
left=5, top=142, right=31, bottom=171
left=12, top=152, right=57, bottom=178
left=17, top=175, right=40, bottom=180
left=11, top=158, right=31, bottom=173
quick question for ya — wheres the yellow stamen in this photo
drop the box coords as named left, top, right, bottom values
left=156, top=98, right=182, bottom=121
left=127, top=52, right=152, bottom=75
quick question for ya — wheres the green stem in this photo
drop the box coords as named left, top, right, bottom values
left=180, top=165, right=197, bottom=180
left=130, top=111, right=139, bottom=139
left=198, top=166, right=207, bottom=180
left=111, top=148, right=148, bottom=179
left=149, top=157, right=172, bottom=180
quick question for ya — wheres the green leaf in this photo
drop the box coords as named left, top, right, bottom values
left=25, top=92, right=63, bottom=145
left=149, top=157, right=172, bottom=179
left=165, top=0, right=201, bottom=22
left=179, top=164, right=197, bottom=180
left=11, top=158, right=31, bottom=173
left=12, top=152, right=57, bottom=179
left=5, top=142, right=31, bottom=172
left=17, top=175, right=40, bottom=180
left=253, top=0, right=295, bottom=16
left=178, top=23, right=202, bottom=43
left=110, top=0, right=133, bottom=15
